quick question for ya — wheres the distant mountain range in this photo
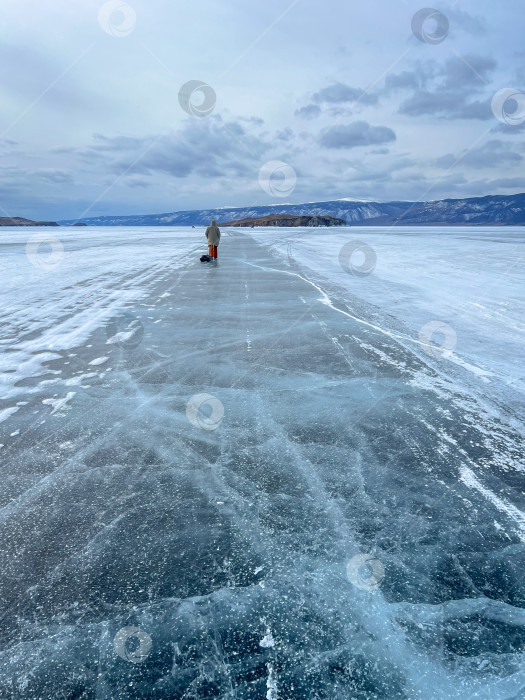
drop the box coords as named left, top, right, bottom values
left=58, top=192, right=525, bottom=227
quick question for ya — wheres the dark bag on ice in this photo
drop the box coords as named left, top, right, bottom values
left=200, top=254, right=212, bottom=262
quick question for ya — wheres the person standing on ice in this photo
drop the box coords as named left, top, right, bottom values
left=205, top=219, right=221, bottom=260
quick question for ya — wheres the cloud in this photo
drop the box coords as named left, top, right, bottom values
left=295, top=104, right=322, bottom=119
left=125, top=178, right=152, bottom=189
left=312, top=82, right=379, bottom=107
left=319, top=121, right=396, bottom=149
left=238, top=116, right=265, bottom=126
left=51, top=146, right=78, bottom=155
left=90, top=134, right=149, bottom=152
left=493, top=120, right=525, bottom=134
left=275, top=127, right=294, bottom=141
left=101, top=116, right=272, bottom=181
left=434, top=140, right=523, bottom=169
left=295, top=82, right=379, bottom=121
left=399, top=92, right=492, bottom=120
left=486, top=177, right=525, bottom=189
left=446, top=8, right=488, bottom=36
left=34, top=169, right=74, bottom=184
left=386, top=54, right=497, bottom=121
left=384, top=70, right=422, bottom=93
left=440, top=54, right=496, bottom=91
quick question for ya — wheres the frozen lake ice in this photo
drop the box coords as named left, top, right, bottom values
left=0, top=225, right=523, bottom=699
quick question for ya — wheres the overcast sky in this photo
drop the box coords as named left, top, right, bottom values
left=1, top=0, right=524, bottom=220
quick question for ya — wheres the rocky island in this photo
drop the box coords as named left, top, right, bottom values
left=219, top=214, right=346, bottom=227
left=0, top=216, right=59, bottom=226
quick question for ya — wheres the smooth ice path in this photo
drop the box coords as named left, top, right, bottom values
left=0, top=227, right=524, bottom=699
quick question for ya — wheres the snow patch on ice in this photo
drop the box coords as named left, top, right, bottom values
left=42, top=392, right=76, bottom=415
left=106, top=328, right=140, bottom=345
left=0, top=406, right=19, bottom=423
left=266, top=663, right=278, bottom=699
left=88, top=356, right=109, bottom=366
left=65, top=372, right=98, bottom=386
left=260, top=627, right=275, bottom=648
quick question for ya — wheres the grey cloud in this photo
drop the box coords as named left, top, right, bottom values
left=91, top=134, right=149, bottom=152
left=384, top=60, right=440, bottom=93
left=433, top=154, right=460, bottom=169
left=34, top=169, right=74, bottom=184
left=275, top=127, right=294, bottom=141
left=469, top=139, right=524, bottom=166
left=487, top=177, right=525, bottom=189
left=446, top=8, right=488, bottom=36
left=51, top=146, right=79, bottom=155
left=239, top=116, right=265, bottom=126
left=312, top=82, right=378, bottom=106
left=295, top=82, right=378, bottom=121
left=387, top=54, right=497, bottom=120
left=399, top=91, right=492, bottom=120
left=384, top=71, right=422, bottom=93
left=125, top=178, right=152, bottom=189
left=295, top=104, right=322, bottom=119
left=319, top=121, right=396, bottom=149
left=78, top=150, right=110, bottom=162
left=332, top=156, right=414, bottom=185
left=106, top=116, right=271, bottom=180
left=493, top=119, right=525, bottom=134
left=434, top=140, right=522, bottom=169
left=440, top=54, right=496, bottom=91
left=459, top=100, right=494, bottom=120
left=350, top=171, right=392, bottom=183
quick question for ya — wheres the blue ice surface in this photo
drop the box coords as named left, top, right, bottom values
left=0, top=226, right=523, bottom=699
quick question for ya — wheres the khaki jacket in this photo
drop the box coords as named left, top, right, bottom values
left=205, top=220, right=221, bottom=246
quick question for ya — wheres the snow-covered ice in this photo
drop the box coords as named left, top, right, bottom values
left=255, top=227, right=525, bottom=389
left=0, top=225, right=523, bottom=699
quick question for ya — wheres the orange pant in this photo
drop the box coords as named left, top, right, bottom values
left=208, top=245, right=218, bottom=259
